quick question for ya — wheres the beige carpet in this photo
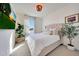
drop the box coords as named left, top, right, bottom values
left=10, top=41, right=79, bottom=56
left=47, top=45, right=79, bottom=56
left=10, top=41, right=31, bottom=56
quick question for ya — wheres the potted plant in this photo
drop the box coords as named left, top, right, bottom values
left=15, top=23, right=25, bottom=43
left=61, top=23, right=78, bottom=50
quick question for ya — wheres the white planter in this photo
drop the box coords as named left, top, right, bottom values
left=67, top=45, right=75, bottom=50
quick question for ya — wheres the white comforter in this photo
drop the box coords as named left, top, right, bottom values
left=26, top=32, right=60, bottom=56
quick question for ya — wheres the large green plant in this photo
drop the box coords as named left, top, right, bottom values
left=61, top=23, right=78, bottom=47
left=16, top=24, right=25, bottom=38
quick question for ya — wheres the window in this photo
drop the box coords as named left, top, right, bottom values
left=25, top=16, right=35, bottom=32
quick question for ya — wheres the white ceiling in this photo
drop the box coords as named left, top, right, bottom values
left=11, top=3, right=78, bottom=17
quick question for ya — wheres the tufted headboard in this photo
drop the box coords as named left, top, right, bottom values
left=45, top=23, right=63, bottom=35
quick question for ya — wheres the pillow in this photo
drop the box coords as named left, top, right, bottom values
left=43, top=26, right=59, bottom=35
left=49, top=28, right=57, bottom=35
left=43, top=30, right=50, bottom=35
left=49, top=31, right=53, bottom=35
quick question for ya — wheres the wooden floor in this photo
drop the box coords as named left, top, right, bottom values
left=47, top=45, right=79, bottom=56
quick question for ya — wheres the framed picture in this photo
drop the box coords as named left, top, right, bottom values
left=65, top=13, right=79, bottom=23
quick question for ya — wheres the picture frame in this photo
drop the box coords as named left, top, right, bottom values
left=65, top=13, right=79, bottom=23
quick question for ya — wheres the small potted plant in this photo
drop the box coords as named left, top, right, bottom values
left=15, top=23, right=25, bottom=43
left=61, top=23, right=78, bottom=50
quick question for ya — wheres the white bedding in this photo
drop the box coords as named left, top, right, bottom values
left=26, top=32, right=60, bottom=56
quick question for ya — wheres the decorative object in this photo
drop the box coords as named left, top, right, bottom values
left=35, top=3, right=44, bottom=12
left=15, top=23, right=25, bottom=43
left=61, top=23, right=79, bottom=50
left=65, top=13, right=79, bottom=23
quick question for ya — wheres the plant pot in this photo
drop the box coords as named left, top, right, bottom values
left=16, top=37, right=25, bottom=43
left=67, top=44, right=75, bottom=50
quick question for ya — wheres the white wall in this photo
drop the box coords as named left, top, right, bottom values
left=0, top=30, right=14, bottom=56
left=16, top=13, right=25, bottom=25
left=43, top=4, right=79, bottom=27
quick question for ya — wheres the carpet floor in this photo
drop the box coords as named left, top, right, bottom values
left=10, top=41, right=79, bottom=56
left=47, top=45, right=79, bottom=56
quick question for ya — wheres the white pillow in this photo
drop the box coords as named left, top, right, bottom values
left=49, top=28, right=57, bottom=35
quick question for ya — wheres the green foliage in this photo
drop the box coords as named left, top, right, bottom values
left=61, top=23, right=79, bottom=46
left=16, top=24, right=25, bottom=38
left=0, top=3, right=15, bottom=29
left=0, top=11, right=15, bottom=29
left=61, top=24, right=78, bottom=39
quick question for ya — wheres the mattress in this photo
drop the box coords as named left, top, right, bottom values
left=26, top=32, right=60, bottom=56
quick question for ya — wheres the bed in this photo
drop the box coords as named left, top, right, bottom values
left=25, top=24, right=62, bottom=56
left=25, top=32, right=61, bottom=56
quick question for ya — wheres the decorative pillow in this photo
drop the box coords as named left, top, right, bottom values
left=49, top=28, right=57, bottom=35
left=43, top=30, right=51, bottom=35
left=43, top=28, right=59, bottom=35
left=45, top=23, right=63, bottom=35
left=49, top=31, right=53, bottom=35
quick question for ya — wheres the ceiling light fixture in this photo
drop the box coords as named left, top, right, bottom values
left=35, top=3, right=44, bottom=12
